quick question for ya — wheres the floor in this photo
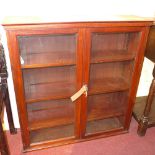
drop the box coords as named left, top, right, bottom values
left=3, top=118, right=155, bottom=155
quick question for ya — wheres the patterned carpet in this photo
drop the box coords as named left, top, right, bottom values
left=3, top=118, right=155, bottom=155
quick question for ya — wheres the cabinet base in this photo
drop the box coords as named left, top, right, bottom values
left=23, top=129, right=127, bottom=153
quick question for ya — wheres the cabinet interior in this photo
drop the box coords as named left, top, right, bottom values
left=85, top=31, right=139, bottom=135
left=89, top=61, right=134, bottom=95
left=19, top=31, right=138, bottom=143
left=18, top=34, right=77, bottom=68
left=27, top=98, right=75, bottom=143
left=22, top=66, right=76, bottom=103
left=91, top=32, right=140, bottom=63
left=86, top=91, right=128, bottom=134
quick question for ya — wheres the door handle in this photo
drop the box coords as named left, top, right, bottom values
left=71, top=84, right=88, bottom=102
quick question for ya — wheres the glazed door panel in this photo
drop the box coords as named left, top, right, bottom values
left=9, top=28, right=83, bottom=147
left=83, top=27, right=143, bottom=136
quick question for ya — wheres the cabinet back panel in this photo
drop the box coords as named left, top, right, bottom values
left=27, top=99, right=74, bottom=131
left=22, top=66, right=76, bottom=101
left=89, top=61, right=134, bottom=94
left=92, top=32, right=141, bottom=53
left=23, top=66, right=76, bottom=83
left=90, top=61, right=134, bottom=80
left=18, top=34, right=76, bottom=66
left=87, top=91, right=128, bottom=120
left=30, top=124, right=74, bottom=144
left=86, top=117, right=123, bottom=135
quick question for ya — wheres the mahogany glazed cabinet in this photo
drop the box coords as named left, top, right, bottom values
left=3, top=21, right=152, bottom=152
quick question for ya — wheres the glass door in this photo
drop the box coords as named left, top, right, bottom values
left=17, top=29, right=82, bottom=144
left=84, top=28, right=141, bottom=136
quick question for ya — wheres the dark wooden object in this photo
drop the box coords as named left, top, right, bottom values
left=0, top=43, right=17, bottom=155
left=145, top=25, right=155, bottom=62
left=133, top=24, right=155, bottom=136
left=3, top=21, right=152, bottom=152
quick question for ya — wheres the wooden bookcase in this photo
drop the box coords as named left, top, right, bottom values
left=3, top=21, right=151, bottom=151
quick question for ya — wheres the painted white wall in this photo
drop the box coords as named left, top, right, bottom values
left=0, top=0, right=155, bottom=19
left=137, top=58, right=154, bottom=97
left=0, top=0, right=155, bottom=129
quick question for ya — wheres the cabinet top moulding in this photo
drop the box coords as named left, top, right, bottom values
left=2, top=21, right=153, bottom=31
left=2, top=15, right=153, bottom=26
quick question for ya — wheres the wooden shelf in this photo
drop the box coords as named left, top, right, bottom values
left=28, top=111, right=124, bottom=132
left=89, top=77, right=129, bottom=95
left=29, top=116, right=74, bottom=131
left=22, top=62, right=76, bottom=69
left=28, top=97, right=124, bottom=131
left=91, top=50, right=135, bottom=64
left=27, top=99, right=74, bottom=131
left=25, top=81, right=76, bottom=103
left=21, top=51, right=76, bottom=69
left=88, top=108, right=124, bottom=122
left=87, top=91, right=127, bottom=120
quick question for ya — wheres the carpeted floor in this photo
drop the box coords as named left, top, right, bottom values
left=4, top=118, right=155, bottom=155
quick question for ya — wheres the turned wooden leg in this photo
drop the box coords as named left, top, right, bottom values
left=138, top=115, right=149, bottom=136
left=0, top=119, right=10, bottom=155
left=4, top=88, right=17, bottom=134
left=137, top=78, right=155, bottom=136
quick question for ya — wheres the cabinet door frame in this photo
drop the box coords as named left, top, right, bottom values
left=81, top=26, right=149, bottom=137
left=6, top=26, right=84, bottom=148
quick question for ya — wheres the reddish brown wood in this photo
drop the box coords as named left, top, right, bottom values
left=91, top=50, right=135, bottom=64
left=22, top=62, right=75, bottom=69
left=4, top=21, right=152, bottom=151
left=145, top=25, right=155, bottom=62
left=88, top=61, right=134, bottom=95
left=27, top=94, right=125, bottom=132
left=28, top=99, right=74, bottom=131
left=26, top=128, right=126, bottom=152
left=6, top=31, right=31, bottom=149
left=19, top=34, right=76, bottom=68
left=75, top=28, right=85, bottom=138
left=124, top=27, right=150, bottom=130
left=80, top=28, right=90, bottom=137
left=23, top=66, right=76, bottom=103
left=3, top=21, right=152, bottom=29
left=84, top=26, right=147, bottom=137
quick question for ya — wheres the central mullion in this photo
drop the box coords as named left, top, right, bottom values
left=78, top=28, right=91, bottom=138
left=74, top=28, right=86, bottom=138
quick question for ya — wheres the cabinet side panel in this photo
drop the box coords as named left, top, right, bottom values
left=5, top=30, right=30, bottom=148
left=125, top=27, right=150, bottom=129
